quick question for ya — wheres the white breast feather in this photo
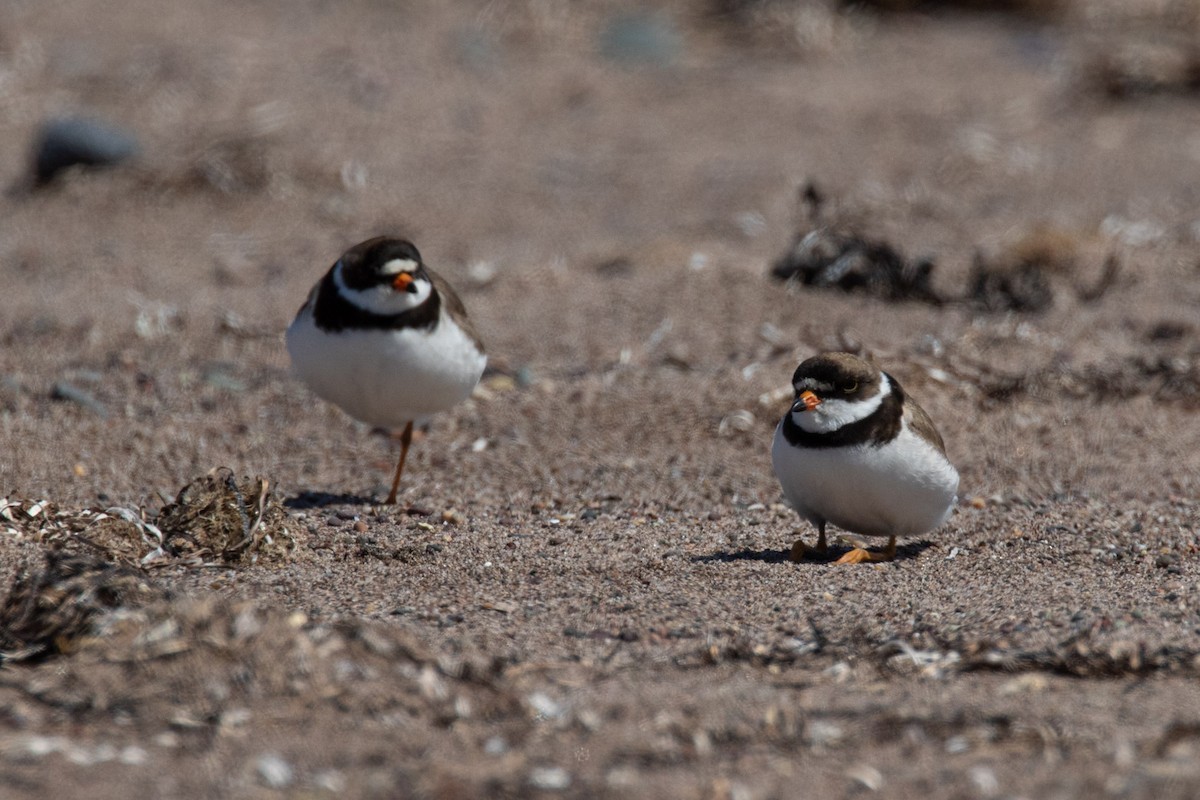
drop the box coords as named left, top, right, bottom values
left=286, top=305, right=486, bottom=429
left=771, top=416, right=959, bottom=539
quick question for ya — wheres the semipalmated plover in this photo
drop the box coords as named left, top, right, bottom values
left=286, top=237, right=487, bottom=504
left=771, top=352, right=958, bottom=564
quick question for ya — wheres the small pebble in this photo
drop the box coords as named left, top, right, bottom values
left=118, top=745, right=148, bottom=765
left=969, top=765, right=1000, bottom=796
left=846, top=764, right=883, bottom=792
left=486, top=375, right=515, bottom=392
left=255, top=753, right=294, bottom=789
left=515, top=366, right=536, bottom=387
left=527, top=692, right=565, bottom=720
left=805, top=720, right=844, bottom=747
left=465, top=259, right=498, bottom=287
left=945, top=735, right=970, bottom=754
left=202, top=369, right=245, bottom=392
left=314, top=769, right=346, bottom=792
left=529, top=766, right=571, bottom=791
left=152, top=731, right=180, bottom=749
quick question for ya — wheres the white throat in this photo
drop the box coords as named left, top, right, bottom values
left=333, top=261, right=433, bottom=315
left=792, top=374, right=890, bottom=434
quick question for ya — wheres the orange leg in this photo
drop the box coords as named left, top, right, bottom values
left=385, top=421, right=414, bottom=505
left=834, top=535, right=897, bottom=565
left=789, top=523, right=828, bottom=563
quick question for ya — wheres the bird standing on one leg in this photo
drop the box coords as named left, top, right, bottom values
left=771, top=352, right=958, bottom=564
left=286, top=237, right=486, bottom=504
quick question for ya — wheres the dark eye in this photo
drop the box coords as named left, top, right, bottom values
left=842, top=381, right=858, bottom=394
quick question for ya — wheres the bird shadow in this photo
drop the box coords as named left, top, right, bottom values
left=283, top=490, right=380, bottom=509
left=693, top=547, right=792, bottom=564
left=693, top=539, right=936, bottom=565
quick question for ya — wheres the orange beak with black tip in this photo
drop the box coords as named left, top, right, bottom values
left=393, top=272, right=415, bottom=292
left=794, top=390, right=821, bottom=413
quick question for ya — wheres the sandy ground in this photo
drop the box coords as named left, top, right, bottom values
left=2, top=1, right=1200, bottom=797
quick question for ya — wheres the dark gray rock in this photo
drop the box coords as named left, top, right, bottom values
left=598, top=12, right=681, bottom=68
left=50, top=381, right=109, bottom=417
left=33, top=116, right=140, bottom=184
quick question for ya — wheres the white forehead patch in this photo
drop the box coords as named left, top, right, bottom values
left=380, top=258, right=418, bottom=276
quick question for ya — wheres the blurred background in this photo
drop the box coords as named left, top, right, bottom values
left=2, top=0, right=1199, bottom=501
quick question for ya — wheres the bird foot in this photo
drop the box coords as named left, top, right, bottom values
left=789, top=539, right=828, bottom=563
left=834, top=547, right=887, bottom=564
left=833, top=536, right=897, bottom=565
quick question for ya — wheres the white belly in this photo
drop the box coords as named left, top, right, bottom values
left=771, top=422, right=959, bottom=539
left=286, top=309, right=486, bottom=429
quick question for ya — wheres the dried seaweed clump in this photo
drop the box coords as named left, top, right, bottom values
left=771, top=183, right=1120, bottom=314
left=0, top=552, right=165, bottom=663
left=771, top=183, right=945, bottom=305
left=1, top=469, right=296, bottom=567
left=959, top=636, right=1200, bottom=678
left=966, top=251, right=1057, bottom=315
left=157, top=468, right=295, bottom=564
left=1080, top=39, right=1200, bottom=101
left=1, top=498, right=164, bottom=566
left=976, top=352, right=1200, bottom=407
left=837, top=0, right=1063, bottom=18
left=4, top=595, right=518, bottom=727
left=967, top=227, right=1119, bottom=314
